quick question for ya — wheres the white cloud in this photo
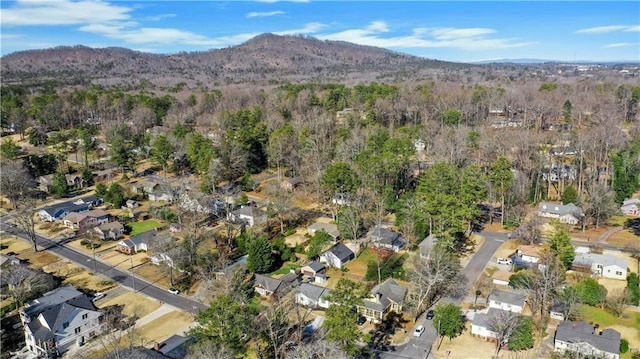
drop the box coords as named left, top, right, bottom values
left=605, top=42, right=636, bottom=48
left=275, top=22, right=326, bottom=35
left=317, top=22, right=532, bottom=50
left=0, top=34, right=24, bottom=40
left=247, top=11, right=285, bottom=18
left=1, top=0, right=131, bottom=26
left=576, top=25, right=638, bottom=34
left=142, top=14, right=177, bottom=22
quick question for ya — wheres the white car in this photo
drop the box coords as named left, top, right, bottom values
left=497, top=257, right=512, bottom=265
left=168, top=288, right=180, bottom=295
left=91, top=292, right=105, bottom=302
left=413, top=325, right=425, bottom=337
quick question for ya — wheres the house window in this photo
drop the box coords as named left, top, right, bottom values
left=82, top=313, right=88, bottom=320
left=74, top=327, right=81, bottom=334
left=616, top=271, right=623, bottom=276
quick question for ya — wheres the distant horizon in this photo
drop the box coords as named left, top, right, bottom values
left=1, top=1, right=639, bottom=63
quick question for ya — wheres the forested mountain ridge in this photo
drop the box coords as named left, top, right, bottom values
left=0, top=33, right=463, bottom=86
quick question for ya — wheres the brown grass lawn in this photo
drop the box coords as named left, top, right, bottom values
left=604, top=230, right=639, bottom=247
left=100, top=250, right=150, bottom=269
left=136, top=311, right=194, bottom=345
left=284, top=228, right=309, bottom=247
left=98, top=291, right=161, bottom=318
left=598, top=277, right=630, bottom=293
left=134, top=263, right=172, bottom=288
left=0, top=236, right=33, bottom=254
left=432, top=323, right=538, bottom=359
left=42, top=260, right=116, bottom=292
left=67, top=238, right=118, bottom=255
left=21, top=250, right=60, bottom=268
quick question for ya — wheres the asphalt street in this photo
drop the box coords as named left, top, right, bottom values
left=378, top=231, right=509, bottom=359
left=0, top=217, right=208, bottom=315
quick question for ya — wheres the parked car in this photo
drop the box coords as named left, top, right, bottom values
left=413, top=325, right=425, bottom=337
left=91, top=292, right=106, bottom=302
left=426, top=310, right=434, bottom=320
left=168, top=288, right=180, bottom=295
left=497, top=257, right=512, bottom=265
left=357, top=316, right=367, bottom=326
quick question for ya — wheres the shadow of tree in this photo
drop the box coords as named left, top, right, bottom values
left=624, top=218, right=640, bottom=235
left=367, top=312, right=410, bottom=351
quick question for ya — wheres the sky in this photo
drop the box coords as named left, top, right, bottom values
left=1, top=1, right=639, bottom=63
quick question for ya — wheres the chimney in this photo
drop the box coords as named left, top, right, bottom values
left=375, top=292, right=382, bottom=303
left=153, top=342, right=160, bottom=351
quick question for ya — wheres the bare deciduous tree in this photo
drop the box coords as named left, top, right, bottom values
left=485, top=310, right=522, bottom=358
left=13, top=197, right=39, bottom=252
left=2, top=265, right=56, bottom=307
left=406, top=245, right=464, bottom=321
left=515, top=217, right=545, bottom=245
left=185, top=340, right=234, bottom=359
left=606, top=289, right=630, bottom=318
left=0, top=161, right=33, bottom=208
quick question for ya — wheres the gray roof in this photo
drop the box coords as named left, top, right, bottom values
left=327, top=243, right=355, bottom=262
left=254, top=274, right=282, bottom=293
left=555, top=321, right=620, bottom=355
left=489, top=289, right=526, bottom=307
left=362, top=278, right=407, bottom=312
left=370, top=226, right=407, bottom=249
left=572, top=253, right=628, bottom=270
left=97, top=221, right=124, bottom=232
left=232, top=206, right=266, bottom=218
left=472, top=307, right=514, bottom=329
left=538, top=202, right=584, bottom=217
left=308, top=222, right=339, bottom=239
left=23, top=285, right=88, bottom=318
left=304, top=261, right=326, bottom=273
left=297, top=283, right=331, bottom=301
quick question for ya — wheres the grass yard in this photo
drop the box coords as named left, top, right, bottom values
left=129, top=220, right=163, bottom=236
left=270, top=263, right=302, bottom=276
left=134, top=263, right=172, bottom=288
left=0, top=236, right=32, bottom=254
left=136, top=311, right=194, bottom=345
left=43, top=260, right=116, bottom=292
left=21, top=250, right=60, bottom=268
left=98, top=291, right=161, bottom=318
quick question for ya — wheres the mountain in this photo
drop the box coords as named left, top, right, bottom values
left=0, top=33, right=466, bottom=86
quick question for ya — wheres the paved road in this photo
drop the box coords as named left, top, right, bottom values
left=379, top=231, right=510, bottom=359
left=1, top=219, right=207, bottom=316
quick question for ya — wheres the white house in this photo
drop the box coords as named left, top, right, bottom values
left=538, top=202, right=584, bottom=224
left=228, top=206, right=267, bottom=227
left=21, top=286, right=104, bottom=357
left=319, top=243, right=355, bottom=269
left=620, top=198, right=639, bottom=216
left=471, top=308, right=515, bottom=340
left=515, top=245, right=542, bottom=264
left=295, top=283, right=332, bottom=309
left=492, top=270, right=512, bottom=287
left=572, top=253, right=628, bottom=280
left=554, top=321, right=620, bottom=359
left=488, top=289, right=526, bottom=313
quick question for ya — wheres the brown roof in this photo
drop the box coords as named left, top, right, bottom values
left=492, top=270, right=512, bottom=282
left=516, top=245, right=541, bottom=258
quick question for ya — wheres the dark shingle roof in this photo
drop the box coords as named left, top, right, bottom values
left=555, top=321, right=620, bottom=355
left=489, top=289, right=526, bottom=307
left=328, top=243, right=355, bottom=262
left=297, top=283, right=331, bottom=301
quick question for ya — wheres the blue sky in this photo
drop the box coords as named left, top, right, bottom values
left=1, top=1, right=638, bottom=62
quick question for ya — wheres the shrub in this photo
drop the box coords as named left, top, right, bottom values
left=620, top=338, right=629, bottom=353
left=80, top=239, right=89, bottom=245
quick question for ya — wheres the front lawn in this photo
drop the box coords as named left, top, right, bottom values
left=129, top=220, right=163, bottom=236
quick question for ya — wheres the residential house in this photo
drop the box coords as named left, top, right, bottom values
left=295, top=283, right=332, bottom=309
left=126, top=199, right=140, bottom=209
left=488, top=289, right=526, bottom=313
left=38, top=174, right=87, bottom=193
left=228, top=206, right=267, bottom=227
left=319, top=243, right=355, bottom=269
left=554, top=321, right=620, bottom=359
left=93, top=222, right=124, bottom=240
left=418, top=234, right=438, bottom=259
left=92, top=169, right=116, bottom=183
left=550, top=300, right=568, bottom=321
left=148, top=184, right=177, bottom=202
left=538, top=202, right=584, bottom=225
left=253, top=273, right=300, bottom=297
left=116, top=230, right=162, bottom=254
left=21, top=285, right=103, bottom=357
left=357, top=278, right=407, bottom=323
left=0, top=253, right=25, bottom=267
left=572, top=253, right=628, bottom=280
left=168, top=223, right=182, bottom=233
left=514, top=245, right=542, bottom=265
left=301, top=261, right=326, bottom=278
left=331, top=193, right=354, bottom=206
left=131, top=181, right=160, bottom=195
left=39, top=202, right=89, bottom=222
left=62, top=209, right=110, bottom=231
left=368, top=226, right=406, bottom=252
left=620, top=198, right=639, bottom=216
left=471, top=308, right=516, bottom=340
left=178, top=191, right=226, bottom=215
left=307, top=222, right=339, bottom=241
left=280, top=177, right=303, bottom=192
left=492, top=270, right=512, bottom=287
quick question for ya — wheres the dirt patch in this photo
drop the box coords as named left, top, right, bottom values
left=284, top=228, right=309, bottom=247
left=136, top=311, right=194, bottom=345
left=609, top=325, right=640, bottom=348
left=598, top=277, right=629, bottom=293
left=98, top=291, right=161, bottom=318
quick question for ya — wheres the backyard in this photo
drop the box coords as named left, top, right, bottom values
left=578, top=305, right=640, bottom=358
left=128, top=220, right=164, bottom=236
